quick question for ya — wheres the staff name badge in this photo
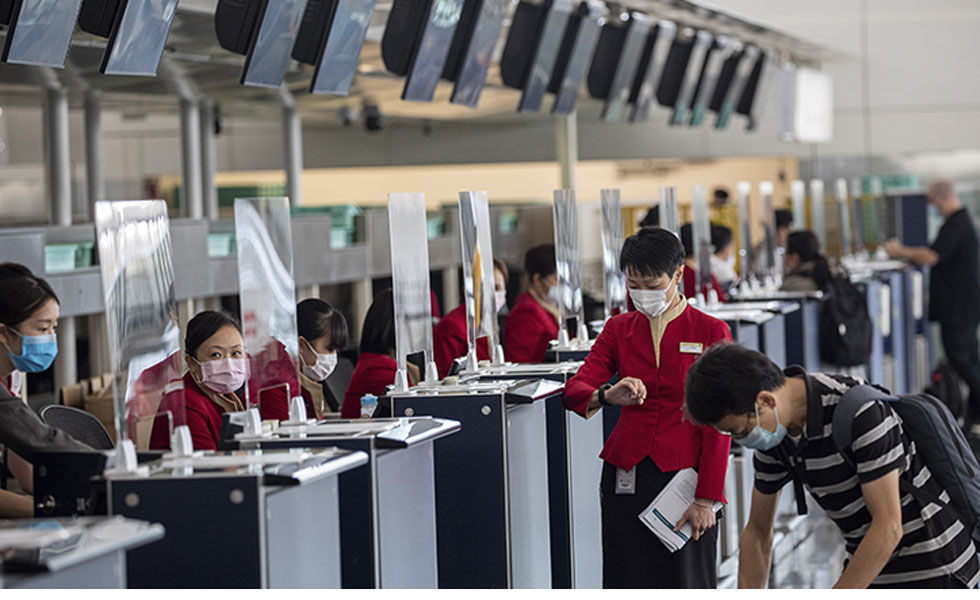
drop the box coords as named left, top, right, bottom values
left=679, top=342, right=703, bottom=354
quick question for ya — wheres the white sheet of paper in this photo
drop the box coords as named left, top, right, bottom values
left=638, top=468, right=722, bottom=553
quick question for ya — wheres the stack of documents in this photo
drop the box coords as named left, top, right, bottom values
left=638, top=468, right=722, bottom=553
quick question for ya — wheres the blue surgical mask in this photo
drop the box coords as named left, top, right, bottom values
left=3, top=327, right=58, bottom=373
left=738, top=403, right=787, bottom=451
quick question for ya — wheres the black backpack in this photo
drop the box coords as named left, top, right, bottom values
left=832, top=385, right=980, bottom=545
left=818, top=274, right=872, bottom=367
left=925, top=360, right=969, bottom=427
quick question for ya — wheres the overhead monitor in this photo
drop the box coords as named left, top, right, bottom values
left=628, top=20, right=676, bottom=122
left=215, top=0, right=309, bottom=88
left=668, top=29, right=712, bottom=125
left=547, top=0, right=603, bottom=115
left=688, top=36, right=731, bottom=126
left=654, top=28, right=694, bottom=109
left=591, top=13, right=651, bottom=122
left=793, top=67, right=833, bottom=143
left=711, top=44, right=757, bottom=129
left=1, top=0, right=83, bottom=67
left=292, top=0, right=377, bottom=95
left=736, top=49, right=770, bottom=130
left=442, top=0, right=510, bottom=107
left=499, top=0, right=573, bottom=113
left=382, top=0, right=465, bottom=102
left=79, top=0, right=178, bottom=76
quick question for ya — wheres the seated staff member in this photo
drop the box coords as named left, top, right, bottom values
left=781, top=231, right=832, bottom=293
left=680, top=223, right=728, bottom=303
left=0, top=263, right=90, bottom=518
left=343, top=289, right=399, bottom=419
left=150, top=311, right=246, bottom=451
left=297, top=298, right=349, bottom=418
left=433, top=259, right=509, bottom=377
left=709, top=224, right=738, bottom=291
left=685, top=344, right=980, bottom=589
left=563, top=228, right=732, bottom=588
left=504, top=244, right=560, bottom=363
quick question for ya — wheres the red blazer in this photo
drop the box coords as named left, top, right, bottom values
left=149, top=373, right=241, bottom=452
left=433, top=304, right=491, bottom=377
left=683, top=267, right=728, bottom=303
left=563, top=305, right=733, bottom=502
left=342, top=352, right=397, bottom=419
left=127, top=352, right=181, bottom=438
left=504, top=292, right=559, bottom=364
left=248, top=340, right=305, bottom=422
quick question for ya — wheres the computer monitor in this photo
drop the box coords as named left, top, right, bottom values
left=598, top=13, right=650, bottom=122
left=1, top=0, right=83, bottom=67
left=668, top=29, right=712, bottom=125
left=736, top=49, right=770, bottom=130
left=628, top=20, right=675, bottom=122
left=548, top=0, right=603, bottom=115
left=688, top=36, right=732, bottom=126
left=81, top=0, right=179, bottom=76
left=443, top=0, right=510, bottom=107
left=381, top=0, right=464, bottom=102
left=293, top=0, right=377, bottom=95
left=215, top=0, right=308, bottom=88
left=711, top=45, right=757, bottom=129
left=499, top=0, right=573, bottom=113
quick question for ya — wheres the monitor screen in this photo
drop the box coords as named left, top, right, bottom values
left=655, top=30, right=693, bottom=108
left=448, top=0, right=509, bottom=107
left=688, top=37, right=731, bottom=126
left=241, top=0, right=307, bottom=88
left=669, top=29, right=712, bottom=125
left=713, top=45, right=756, bottom=129
left=402, top=0, right=465, bottom=102
left=600, top=12, right=651, bottom=122
left=629, top=20, right=675, bottom=122
left=737, top=49, right=771, bottom=130
left=310, top=0, right=375, bottom=94
left=517, top=0, right=572, bottom=112
left=2, top=0, right=83, bottom=67
left=550, top=0, right=603, bottom=115
left=102, top=0, right=178, bottom=76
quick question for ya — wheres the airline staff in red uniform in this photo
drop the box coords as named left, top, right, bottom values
left=342, top=289, right=409, bottom=418
left=296, top=298, right=349, bottom=418
left=504, top=244, right=561, bottom=363
left=150, top=311, right=246, bottom=451
left=563, top=227, right=732, bottom=588
left=681, top=223, right=728, bottom=302
left=433, top=259, right=509, bottom=377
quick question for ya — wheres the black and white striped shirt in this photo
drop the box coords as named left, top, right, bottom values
left=754, top=367, right=980, bottom=588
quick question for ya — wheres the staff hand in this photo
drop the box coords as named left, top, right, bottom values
left=674, top=500, right=716, bottom=541
left=882, top=238, right=903, bottom=258
left=604, top=377, right=647, bottom=406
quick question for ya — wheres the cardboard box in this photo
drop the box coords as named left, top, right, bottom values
left=60, top=382, right=84, bottom=409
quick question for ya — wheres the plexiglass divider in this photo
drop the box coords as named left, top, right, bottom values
left=388, top=193, right=437, bottom=389
left=600, top=189, right=627, bottom=319
left=791, top=180, right=806, bottom=231
left=759, top=181, right=777, bottom=287
left=809, top=179, right=827, bottom=252
left=659, top=186, right=680, bottom=236
left=736, top=181, right=754, bottom=289
left=870, top=177, right=888, bottom=258
left=835, top=178, right=853, bottom=259
left=94, top=200, right=182, bottom=472
left=553, top=189, right=588, bottom=344
left=458, top=191, right=503, bottom=369
left=234, top=197, right=304, bottom=428
left=691, top=185, right=713, bottom=305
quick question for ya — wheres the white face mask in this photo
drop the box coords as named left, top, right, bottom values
left=301, top=339, right=338, bottom=382
left=546, top=283, right=563, bottom=306
left=630, top=281, right=677, bottom=319
left=495, top=290, right=507, bottom=314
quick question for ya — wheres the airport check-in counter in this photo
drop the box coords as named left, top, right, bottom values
left=902, top=267, right=932, bottom=393
left=225, top=416, right=460, bottom=589
left=709, top=301, right=800, bottom=368
left=381, top=379, right=562, bottom=588
left=701, top=308, right=777, bottom=361
left=459, top=361, right=602, bottom=589
left=104, top=448, right=368, bottom=588
left=0, top=517, right=163, bottom=589
left=730, top=292, right=823, bottom=372
left=849, top=260, right=914, bottom=392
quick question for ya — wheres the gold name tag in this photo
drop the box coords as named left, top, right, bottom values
left=680, top=342, right=703, bottom=354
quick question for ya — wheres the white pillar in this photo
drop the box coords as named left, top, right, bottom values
left=46, top=87, right=72, bottom=226
left=84, top=89, right=104, bottom=220
left=180, top=98, right=203, bottom=219
left=555, top=111, right=578, bottom=191
left=283, top=103, right=303, bottom=207
left=199, top=99, right=219, bottom=219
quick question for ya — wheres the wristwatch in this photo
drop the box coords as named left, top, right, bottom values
left=598, top=383, right=613, bottom=407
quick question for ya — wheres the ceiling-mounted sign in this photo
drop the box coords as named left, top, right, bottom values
left=592, top=12, right=652, bottom=122
left=499, top=0, right=574, bottom=113
left=293, top=0, right=378, bottom=95
left=793, top=67, right=833, bottom=143
left=548, top=0, right=604, bottom=116
left=79, top=0, right=179, bottom=76
left=215, top=0, right=309, bottom=88
left=629, top=20, right=676, bottom=123
left=381, top=0, right=464, bottom=102
left=1, top=0, right=83, bottom=67
left=443, top=0, right=510, bottom=107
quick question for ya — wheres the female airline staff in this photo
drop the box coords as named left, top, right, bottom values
left=342, top=289, right=399, bottom=418
left=504, top=244, right=560, bottom=363
left=0, top=263, right=89, bottom=517
left=150, top=311, right=247, bottom=451
left=433, top=259, right=509, bottom=377
left=296, top=298, right=349, bottom=418
left=563, top=228, right=732, bottom=588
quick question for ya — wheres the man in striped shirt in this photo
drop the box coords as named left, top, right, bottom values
left=685, top=343, right=980, bottom=589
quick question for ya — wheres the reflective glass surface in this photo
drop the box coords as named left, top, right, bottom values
left=810, top=179, right=826, bottom=251
left=691, top=186, right=712, bottom=293
left=601, top=13, right=651, bottom=122
left=659, top=185, right=680, bottom=236
left=689, top=36, right=731, bottom=126
left=759, top=182, right=776, bottom=277
left=458, top=191, right=498, bottom=355
left=551, top=0, right=603, bottom=115
left=403, top=0, right=464, bottom=101
left=600, top=189, right=626, bottom=318
left=553, top=189, right=584, bottom=334
left=242, top=0, right=307, bottom=88
left=736, top=181, right=754, bottom=278
left=4, top=0, right=83, bottom=67
left=518, top=0, right=572, bottom=112
left=103, top=0, right=179, bottom=76
left=835, top=178, right=853, bottom=257
left=451, top=0, right=509, bottom=107
left=715, top=45, right=757, bottom=129
left=630, top=20, right=675, bottom=122
left=791, top=180, right=806, bottom=231
left=311, top=0, right=376, bottom=94
left=670, top=30, right=712, bottom=125
left=388, top=193, right=435, bottom=375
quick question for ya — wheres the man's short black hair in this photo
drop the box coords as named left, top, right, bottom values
left=685, top=343, right=787, bottom=425
left=710, top=224, right=733, bottom=253
left=775, top=209, right=794, bottom=230
left=619, top=227, right=685, bottom=278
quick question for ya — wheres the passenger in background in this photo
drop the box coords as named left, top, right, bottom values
left=504, top=244, right=560, bottom=363
left=150, top=311, right=245, bottom=451
left=433, top=259, right=509, bottom=377
left=680, top=224, right=728, bottom=302
left=563, top=228, right=732, bottom=588
left=781, top=231, right=832, bottom=293
left=709, top=224, right=737, bottom=291
left=752, top=208, right=794, bottom=278
left=343, top=289, right=409, bottom=418
left=297, top=299, right=349, bottom=418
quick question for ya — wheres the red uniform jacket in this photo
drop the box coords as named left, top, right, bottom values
left=248, top=341, right=304, bottom=422
left=149, top=373, right=242, bottom=452
left=504, top=292, right=559, bottom=364
left=342, top=352, right=397, bottom=419
left=683, top=267, right=728, bottom=303
left=563, top=305, right=733, bottom=502
left=127, top=352, right=182, bottom=438
left=433, top=304, right=491, bottom=378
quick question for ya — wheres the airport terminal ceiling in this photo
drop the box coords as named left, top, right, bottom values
left=0, top=0, right=837, bottom=127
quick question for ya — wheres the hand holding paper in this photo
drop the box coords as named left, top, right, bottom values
left=638, top=468, right=722, bottom=553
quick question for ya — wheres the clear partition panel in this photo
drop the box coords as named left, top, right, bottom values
left=809, top=179, right=827, bottom=251
left=458, top=191, right=499, bottom=365
left=94, top=200, right=183, bottom=447
left=791, top=180, right=806, bottom=231
left=691, top=186, right=712, bottom=298
left=600, top=189, right=627, bottom=318
left=388, top=193, right=435, bottom=383
left=736, top=181, right=754, bottom=280
left=659, top=186, right=680, bottom=236
left=835, top=178, right=853, bottom=258
left=553, top=189, right=586, bottom=342
left=869, top=177, right=885, bottom=248
left=234, top=198, right=300, bottom=419
left=759, top=181, right=776, bottom=280
left=850, top=177, right=865, bottom=253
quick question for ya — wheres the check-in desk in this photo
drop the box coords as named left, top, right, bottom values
left=382, top=379, right=562, bottom=588
left=105, top=448, right=367, bottom=588
left=902, top=267, right=931, bottom=393
left=543, top=339, right=595, bottom=363
left=0, top=517, right=163, bottom=589
left=850, top=260, right=912, bottom=391
left=730, top=292, right=823, bottom=372
left=460, top=362, right=602, bottom=589
left=702, top=307, right=777, bottom=361
left=226, top=417, right=460, bottom=589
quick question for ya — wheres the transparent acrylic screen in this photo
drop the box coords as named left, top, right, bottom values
left=691, top=186, right=712, bottom=292
left=312, top=0, right=376, bottom=94
left=94, top=200, right=183, bottom=447
left=103, top=0, right=179, bottom=76
left=458, top=191, right=498, bottom=354
left=388, top=193, right=434, bottom=373
left=5, top=0, right=83, bottom=67
left=243, top=0, right=307, bottom=88
left=553, top=189, right=584, bottom=333
left=736, top=182, right=753, bottom=278
left=234, top=198, right=299, bottom=414
left=600, top=189, right=627, bottom=318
